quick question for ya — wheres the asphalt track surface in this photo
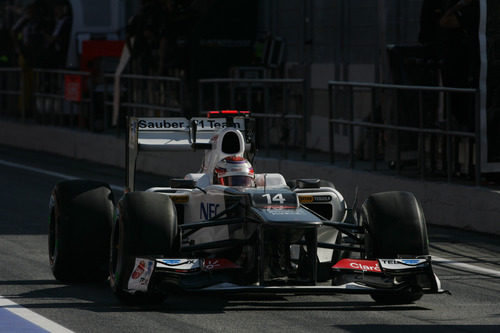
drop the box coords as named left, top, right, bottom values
left=0, top=144, right=499, bottom=332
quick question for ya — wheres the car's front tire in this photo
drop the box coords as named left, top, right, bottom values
left=109, top=192, right=178, bottom=305
left=360, top=191, right=429, bottom=304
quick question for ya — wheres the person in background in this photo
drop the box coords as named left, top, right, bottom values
left=45, top=0, right=72, bottom=68
left=10, top=0, right=52, bottom=118
left=10, top=0, right=52, bottom=68
left=439, top=0, right=480, bottom=130
left=126, top=0, right=163, bottom=75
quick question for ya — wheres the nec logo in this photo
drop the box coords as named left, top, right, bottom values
left=200, top=203, right=220, bottom=220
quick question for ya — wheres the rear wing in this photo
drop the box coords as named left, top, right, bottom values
left=126, top=114, right=253, bottom=191
left=130, top=117, right=246, bottom=151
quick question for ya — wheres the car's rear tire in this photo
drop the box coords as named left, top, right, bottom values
left=360, top=191, right=429, bottom=304
left=49, top=180, right=114, bottom=282
left=110, top=192, right=178, bottom=305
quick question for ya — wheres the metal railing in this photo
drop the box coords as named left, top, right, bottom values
left=1, top=66, right=484, bottom=186
left=33, top=69, right=92, bottom=129
left=104, top=73, right=184, bottom=131
left=0, top=68, right=94, bottom=129
left=0, top=68, right=185, bottom=132
left=328, top=81, right=480, bottom=185
left=199, top=78, right=307, bottom=159
left=0, top=67, right=22, bottom=119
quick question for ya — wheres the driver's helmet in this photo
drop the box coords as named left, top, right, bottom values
left=213, top=156, right=255, bottom=187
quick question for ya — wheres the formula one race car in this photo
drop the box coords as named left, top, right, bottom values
left=48, top=111, right=445, bottom=305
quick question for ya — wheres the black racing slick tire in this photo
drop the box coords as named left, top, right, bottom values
left=49, top=180, right=114, bottom=282
left=110, top=192, right=178, bottom=305
left=360, top=191, right=429, bottom=304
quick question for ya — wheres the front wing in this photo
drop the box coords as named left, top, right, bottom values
left=125, top=256, right=446, bottom=296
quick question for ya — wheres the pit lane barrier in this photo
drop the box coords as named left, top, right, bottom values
left=0, top=67, right=23, bottom=119
left=1, top=67, right=481, bottom=188
left=0, top=68, right=184, bottom=133
left=103, top=73, right=184, bottom=134
left=328, top=81, right=480, bottom=186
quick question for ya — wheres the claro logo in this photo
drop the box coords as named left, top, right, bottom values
left=349, top=262, right=381, bottom=272
left=333, top=259, right=382, bottom=272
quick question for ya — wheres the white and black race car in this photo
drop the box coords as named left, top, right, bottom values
left=48, top=111, right=445, bottom=305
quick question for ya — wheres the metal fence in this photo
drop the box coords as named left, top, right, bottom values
left=198, top=78, right=307, bottom=159
left=103, top=73, right=184, bottom=131
left=0, top=67, right=22, bottom=119
left=32, top=69, right=92, bottom=129
left=0, top=67, right=483, bottom=185
left=328, top=81, right=480, bottom=185
left=0, top=68, right=185, bottom=133
left=0, top=68, right=94, bottom=129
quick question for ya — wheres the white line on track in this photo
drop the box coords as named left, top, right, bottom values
left=0, top=296, right=73, bottom=332
left=0, top=159, right=124, bottom=191
left=432, top=256, right=500, bottom=277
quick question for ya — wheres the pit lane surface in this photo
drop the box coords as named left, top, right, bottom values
left=0, top=145, right=499, bottom=332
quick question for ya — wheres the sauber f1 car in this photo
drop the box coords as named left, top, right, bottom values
left=48, top=111, right=445, bottom=305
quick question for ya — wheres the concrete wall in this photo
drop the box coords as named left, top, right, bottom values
left=1, top=120, right=499, bottom=236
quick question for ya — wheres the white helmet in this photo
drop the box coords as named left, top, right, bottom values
left=213, top=156, right=255, bottom=187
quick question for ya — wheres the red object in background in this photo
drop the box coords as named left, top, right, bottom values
left=80, top=40, right=125, bottom=72
left=207, top=110, right=250, bottom=118
left=64, top=74, right=82, bottom=102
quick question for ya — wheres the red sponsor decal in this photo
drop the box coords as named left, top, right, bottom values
left=132, top=260, right=146, bottom=279
left=203, top=258, right=240, bottom=271
left=332, top=259, right=381, bottom=273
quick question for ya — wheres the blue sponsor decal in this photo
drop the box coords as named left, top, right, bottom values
left=400, top=259, right=421, bottom=265
left=161, top=259, right=182, bottom=265
left=200, top=202, right=220, bottom=220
